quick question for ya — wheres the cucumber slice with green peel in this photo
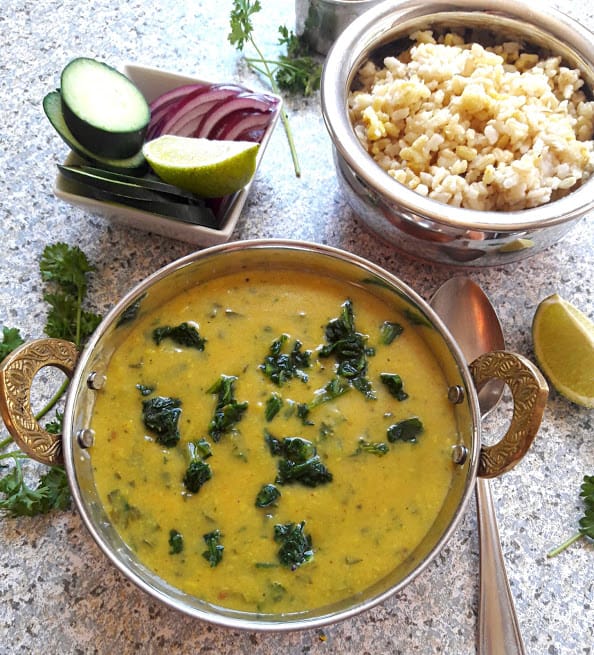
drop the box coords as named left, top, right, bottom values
left=58, top=170, right=219, bottom=228
left=57, top=165, right=207, bottom=204
left=43, top=90, right=147, bottom=175
left=59, top=165, right=200, bottom=201
left=60, top=57, right=150, bottom=159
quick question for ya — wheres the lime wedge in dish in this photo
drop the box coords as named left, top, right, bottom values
left=143, top=135, right=259, bottom=197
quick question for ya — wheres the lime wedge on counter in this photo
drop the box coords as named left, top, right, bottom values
left=143, top=135, right=259, bottom=198
left=532, top=294, right=594, bottom=408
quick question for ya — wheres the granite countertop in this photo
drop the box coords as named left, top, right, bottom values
left=1, top=1, right=592, bottom=653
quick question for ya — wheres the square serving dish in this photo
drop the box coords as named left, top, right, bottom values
left=53, top=63, right=282, bottom=246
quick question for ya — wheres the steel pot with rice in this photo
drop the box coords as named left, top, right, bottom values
left=321, top=0, right=594, bottom=265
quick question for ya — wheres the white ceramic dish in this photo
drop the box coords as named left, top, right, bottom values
left=53, top=63, right=282, bottom=246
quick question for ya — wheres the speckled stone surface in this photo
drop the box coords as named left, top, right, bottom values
left=0, top=1, right=592, bottom=653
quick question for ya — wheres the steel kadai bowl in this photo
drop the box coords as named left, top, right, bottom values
left=321, top=0, right=594, bottom=266
left=0, top=240, right=548, bottom=630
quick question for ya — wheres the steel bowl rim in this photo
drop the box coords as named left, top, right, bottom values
left=321, top=0, right=594, bottom=232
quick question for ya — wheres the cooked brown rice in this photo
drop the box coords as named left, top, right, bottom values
left=348, top=31, right=594, bottom=211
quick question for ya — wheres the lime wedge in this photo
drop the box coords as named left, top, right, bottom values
left=532, top=294, right=594, bottom=408
left=143, top=135, right=259, bottom=197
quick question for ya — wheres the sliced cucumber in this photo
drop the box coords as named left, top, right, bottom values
left=57, top=164, right=213, bottom=204
left=43, top=91, right=147, bottom=175
left=60, top=57, right=150, bottom=159
left=58, top=169, right=219, bottom=228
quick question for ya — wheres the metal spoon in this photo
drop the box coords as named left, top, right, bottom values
left=430, top=277, right=526, bottom=655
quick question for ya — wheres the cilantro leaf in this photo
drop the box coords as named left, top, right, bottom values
left=548, top=474, right=594, bottom=557
left=0, top=326, right=24, bottom=362
left=276, top=26, right=322, bottom=96
left=229, top=0, right=261, bottom=50
left=0, top=242, right=98, bottom=521
left=40, top=243, right=102, bottom=346
left=40, top=242, right=94, bottom=296
left=0, top=460, right=70, bottom=518
left=229, top=0, right=320, bottom=176
left=36, top=467, right=71, bottom=512
left=44, top=410, right=63, bottom=435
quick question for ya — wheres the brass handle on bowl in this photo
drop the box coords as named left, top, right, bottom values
left=469, top=351, right=548, bottom=478
left=0, top=338, right=78, bottom=466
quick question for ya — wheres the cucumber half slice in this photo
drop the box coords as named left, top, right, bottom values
left=43, top=90, right=147, bottom=175
left=60, top=57, right=150, bottom=159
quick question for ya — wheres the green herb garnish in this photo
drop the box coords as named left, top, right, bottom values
left=153, top=322, right=206, bottom=350
left=202, top=529, right=224, bottom=567
left=380, top=373, right=409, bottom=401
left=106, top=488, right=142, bottom=528
left=276, top=25, right=322, bottom=95
left=136, top=383, right=154, bottom=396
left=141, top=396, right=182, bottom=447
left=183, top=460, right=212, bottom=494
left=319, top=300, right=376, bottom=398
left=255, top=483, right=281, bottom=507
left=296, top=376, right=350, bottom=424
left=265, top=392, right=283, bottom=421
left=355, top=438, right=389, bottom=457
left=260, top=334, right=311, bottom=386
left=387, top=417, right=424, bottom=443
left=169, top=529, right=184, bottom=555
left=229, top=0, right=322, bottom=176
left=0, top=463, right=70, bottom=518
left=274, top=437, right=332, bottom=488
left=191, top=438, right=213, bottom=460
left=1, top=243, right=101, bottom=518
left=548, top=475, right=594, bottom=557
left=207, top=375, right=248, bottom=442
left=0, top=326, right=24, bottom=361
left=274, top=521, right=313, bottom=569
left=40, top=242, right=102, bottom=344
left=379, top=321, right=404, bottom=345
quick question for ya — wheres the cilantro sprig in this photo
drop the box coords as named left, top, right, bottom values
left=229, top=0, right=322, bottom=177
left=0, top=461, right=70, bottom=518
left=0, top=242, right=101, bottom=518
left=0, top=327, right=24, bottom=360
left=547, top=475, right=594, bottom=558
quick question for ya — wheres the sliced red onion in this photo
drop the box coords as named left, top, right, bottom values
left=149, top=83, right=208, bottom=116
left=147, top=88, right=194, bottom=139
left=209, top=108, right=273, bottom=142
left=157, top=84, right=246, bottom=137
left=147, top=84, right=210, bottom=138
left=195, top=93, right=279, bottom=139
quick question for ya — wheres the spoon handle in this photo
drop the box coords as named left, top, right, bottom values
left=477, top=477, right=526, bottom=655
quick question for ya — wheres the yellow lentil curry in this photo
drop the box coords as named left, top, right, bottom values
left=89, top=268, right=459, bottom=614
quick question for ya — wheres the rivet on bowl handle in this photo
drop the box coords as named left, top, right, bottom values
left=0, top=338, right=78, bottom=466
left=469, top=351, right=548, bottom=478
